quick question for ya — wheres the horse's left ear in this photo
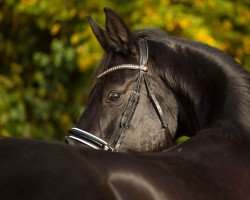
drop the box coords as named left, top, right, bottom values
left=88, top=16, right=110, bottom=51
left=104, top=7, right=135, bottom=53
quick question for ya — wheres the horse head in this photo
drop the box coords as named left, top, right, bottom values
left=66, top=8, right=178, bottom=152
left=66, top=8, right=250, bottom=153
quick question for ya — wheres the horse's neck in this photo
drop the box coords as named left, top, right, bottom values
left=150, top=39, right=250, bottom=138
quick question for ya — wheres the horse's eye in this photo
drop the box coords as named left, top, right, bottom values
left=108, top=92, right=121, bottom=102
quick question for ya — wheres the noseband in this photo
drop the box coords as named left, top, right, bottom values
left=66, top=38, right=173, bottom=151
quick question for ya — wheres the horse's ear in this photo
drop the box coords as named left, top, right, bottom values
left=104, top=7, right=134, bottom=52
left=87, top=16, right=110, bottom=51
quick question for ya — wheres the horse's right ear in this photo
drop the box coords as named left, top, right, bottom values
left=87, top=16, right=110, bottom=51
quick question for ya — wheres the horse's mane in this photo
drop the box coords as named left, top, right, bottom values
left=134, top=28, right=250, bottom=141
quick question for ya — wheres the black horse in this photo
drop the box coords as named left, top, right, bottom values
left=0, top=8, right=250, bottom=200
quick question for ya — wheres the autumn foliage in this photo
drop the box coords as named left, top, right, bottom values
left=0, top=0, right=249, bottom=140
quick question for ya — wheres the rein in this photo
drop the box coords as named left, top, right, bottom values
left=66, top=38, right=173, bottom=152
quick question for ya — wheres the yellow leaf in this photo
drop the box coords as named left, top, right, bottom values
left=0, top=11, right=3, bottom=22
left=175, top=136, right=190, bottom=144
left=222, top=20, right=232, bottom=31
left=51, top=23, right=61, bottom=36
left=243, top=38, right=250, bottom=55
left=61, top=114, right=70, bottom=124
left=196, top=29, right=216, bottom=46
left=71, top=33, right=82, bottom=45
left=1, top=129, right=10, bottom=137
left=11, top=62, right=23, bottom=74
left=77, top=56, right=94, bottom=72
left=20, top=0, right=38, bottom=6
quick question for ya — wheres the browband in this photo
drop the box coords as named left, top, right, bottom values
left=97, top=64, right=148, bottom=79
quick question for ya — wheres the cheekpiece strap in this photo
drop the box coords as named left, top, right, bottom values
left=139, top=38, right=148, bottom=66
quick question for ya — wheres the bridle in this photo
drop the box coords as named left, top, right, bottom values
left=65, top=38, right=173, bottom=152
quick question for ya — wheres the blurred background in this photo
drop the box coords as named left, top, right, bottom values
left=0, top=0, right=249, bottom=141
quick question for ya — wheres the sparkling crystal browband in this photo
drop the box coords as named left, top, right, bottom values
left=97, top=64, right=148, bottom=79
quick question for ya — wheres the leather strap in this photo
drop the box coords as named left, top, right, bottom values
left=110, top=39, right=148, bottom=151
left=139, top=38, right=148, bottom=66
left=144, top=75, right=173, bottom=144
